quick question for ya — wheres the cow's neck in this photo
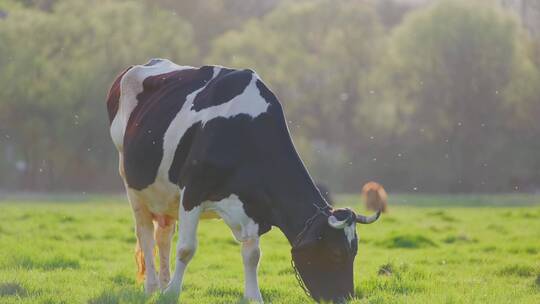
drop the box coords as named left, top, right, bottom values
left=275, top=192, right=325, bottom=245
left=263, top=158, right=329, bottom=245
left=253, top=110, right=331, bottom=245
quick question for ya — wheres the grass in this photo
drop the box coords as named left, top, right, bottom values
left=0, top=194, right=539, bottom=303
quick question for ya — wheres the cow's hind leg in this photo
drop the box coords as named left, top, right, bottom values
left=242, top=237, right=263, bottom=302
left=129, top=193, right=159, bottom=293
left=164, top=201, right=201, bottom=299
left=155, top=219, right=175, bottom=289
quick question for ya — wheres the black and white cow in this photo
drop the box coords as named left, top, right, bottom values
left=107, top=58, right=380, bottom=303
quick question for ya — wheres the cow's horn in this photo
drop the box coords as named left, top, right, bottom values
left=356, top=210, right=381, bottom=224
left=328, top=215, right=349, bottom=229
left=328, top=208, right=356, bottom=229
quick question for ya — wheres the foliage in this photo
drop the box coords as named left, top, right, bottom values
left=147, top=0, right=281, bottom=57
left=0, top=195, right=539, bottom=303
left=0, top=0, right=539, bottom=192
left=365, top=0, right=540, bottom=192
left=0, top=0, right=197, bottom=190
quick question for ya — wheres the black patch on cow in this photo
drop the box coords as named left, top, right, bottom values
left=175, top=114, right=274, bottom=235
left=177, top=115, right=250, bottom=208
left=256, top=79, right=277, bottom=105
left=123, top=66, right=214, bottom=190
left=191, top=68, right=252, bottom=111
left=168, top=122, right=200, bottom=184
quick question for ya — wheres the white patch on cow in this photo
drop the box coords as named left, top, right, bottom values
left=198, top=74, right=269, bottom=126
left=344, top=224, right=356, bottom=245
left=201, top=194, right=260, bottom=241
left=110, top=59, right=193, bottom=151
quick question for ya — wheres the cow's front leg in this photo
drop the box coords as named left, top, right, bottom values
left=130, top=199, right=159, bottom=293
left=242, top=238, right=263, bottom=302
left=164, top=204, right=201, bottom=299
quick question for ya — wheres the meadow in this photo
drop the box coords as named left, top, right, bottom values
left=0, top=194, right=539, bottom=303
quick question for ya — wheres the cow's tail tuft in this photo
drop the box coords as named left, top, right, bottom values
left=135, top=239, right=145, bottom=283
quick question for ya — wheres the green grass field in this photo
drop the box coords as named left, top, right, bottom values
left=0, top=194, right=539, bottom=303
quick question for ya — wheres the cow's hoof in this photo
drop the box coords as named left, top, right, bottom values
left=245, top=294, right=264, bottom=303
left=145, top=281, right=159, bottom=294
left=159, top=278, right=170, bottom=291
left=163, top=285, right=180, bottom=299
left=158, top=290, right=179, bottom=304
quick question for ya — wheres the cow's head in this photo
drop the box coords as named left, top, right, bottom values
left=291, top=208, right=380, bottom=303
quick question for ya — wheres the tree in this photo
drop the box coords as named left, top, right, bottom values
left=0, top=0, right=197, bottom=190
left=372, top=0, right=540, bottom=191
left=148, top=0, right=281, bottom=58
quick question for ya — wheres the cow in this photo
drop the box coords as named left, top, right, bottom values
left=106, top=58, right=381, bottom=303
left=362, top=182, right=388, bottom=213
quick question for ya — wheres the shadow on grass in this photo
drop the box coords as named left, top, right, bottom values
left=58, top=214, right=77, bottom=223
left=486, top=224, right=508, bottom=234
left=498, top=264, right=537, bottom=277
left=378, top=234, right=437, bottom=249
left=508, top=246, right=539, bottom=255
left=8, top=255, right=80, bottom=270
left=0, top=282, right=27, bottom=297
left=520, top=211, right=539, bottom=219
left=442, top=233, right=477, bottom=244
left=76, top=233, right=96, bottom=241
left=426, top=210, right=459, bottom=222
left=110, top=273, right=135, bottom=286
left=205, top=285, right=242, bottom=298
left=277, top=267, right=294, bottom=275
left=88, top=287, right=147, bottom=304
left=356, top=265, right=425, bottom=300
left=202, top=285, right=282, bottom=304
left=428, top=224, right=455, bottom=233
left=89, top=288, right=206, bottom=304
left=482, top=245, right=497, bottom=252
left=260, top=288, right=284, bottom=303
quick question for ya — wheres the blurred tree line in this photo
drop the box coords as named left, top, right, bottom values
left=0, top=0, right=539, bottom=193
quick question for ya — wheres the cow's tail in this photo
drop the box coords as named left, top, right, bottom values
left=135, top=239, right=145, bottom=283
